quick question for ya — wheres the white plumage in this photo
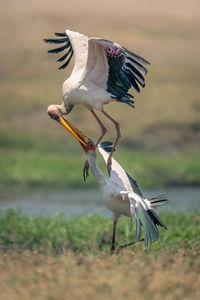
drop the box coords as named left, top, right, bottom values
left=44, top=29, right=150, bottom=170
left=93, top=141, right=168, bottom=250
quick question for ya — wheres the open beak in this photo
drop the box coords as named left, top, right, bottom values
left=49, top=110, right=95, bottom=152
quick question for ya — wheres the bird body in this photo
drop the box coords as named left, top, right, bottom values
left=87, top=151, right=130, bottom=218
left=62, top=78, right=111, bottom=110
left=61, top=30, right=118, bottom=111
left=86, top=142, right=167, bottom=249
left=44, top=29, right=150, bottom=169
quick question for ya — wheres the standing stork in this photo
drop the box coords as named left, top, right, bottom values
left=50, top=112, right=167, bottom=253
left=44, top=29, right=150, bottom=172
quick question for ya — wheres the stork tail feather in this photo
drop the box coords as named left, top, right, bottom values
left=150, top=195, right=168, bottom=208
left=147, top=209, right=167, bottom=230
left=135, top=203, right=160, bottom=248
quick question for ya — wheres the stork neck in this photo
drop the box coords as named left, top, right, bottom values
left=87, top=151, right=107, bottom=187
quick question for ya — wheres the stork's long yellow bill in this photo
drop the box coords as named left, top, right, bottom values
left=59, top=115, right=89, bottom=147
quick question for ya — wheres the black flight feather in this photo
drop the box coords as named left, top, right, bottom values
left=54, top=32, right=67, bottom=37
left=58, top=50, right=74, bottom=69
left=57, top=46, right=72, bottom=62
left=126, top=93, right=134, bottom=99
left=48, top=42, right=71, bottom=54
left=115, top=58, right=132, bottom=90
left=125, top=63, right=145, bottom=86
left=43, top=38, right=69, bottom=44
left=123, top=71, right=140, bottom=93
left=44, top=31, right=74, bottom=70
left=106, top=45, right=149, bottom=100
left=124, top=54, right=148, bottom=75
left=123, top=48, right=150, bottom=66
left=116, top=98, right=135, bottom=108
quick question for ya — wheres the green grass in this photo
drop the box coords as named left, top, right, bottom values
left=0, top=133, right=199, bottom=189
left=0, top=209, right=199, bottom=254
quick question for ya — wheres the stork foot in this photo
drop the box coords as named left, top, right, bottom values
left=83, top=160, right=90, bottom=181
left=114, top=238, right=145, bottom=255
left=110, top=245, right=115, bottom=255
left=107, top=155, right=112, bottom=176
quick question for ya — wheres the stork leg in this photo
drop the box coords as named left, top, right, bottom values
left=101, top=110, right=121, bottom=174
left=110, top=220, right=117, bottom=254
left=90, top=109, right=107, bottom=146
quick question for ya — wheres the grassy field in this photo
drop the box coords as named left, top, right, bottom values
left=0, top=210, right=199, bottom=299
left=0, top=0, right=200, bottom=189
left=0, top=132, right=199, bottom=189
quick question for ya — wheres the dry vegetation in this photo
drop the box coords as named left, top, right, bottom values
left=0, top=249, right=199, bottom=300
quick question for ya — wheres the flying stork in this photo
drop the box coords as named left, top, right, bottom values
left=44, top=29, right=150, bottom=173
left=51, top=112, right=167, bottom=253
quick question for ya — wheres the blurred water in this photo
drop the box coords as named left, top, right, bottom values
left=0, top=187, right=199, bottom=216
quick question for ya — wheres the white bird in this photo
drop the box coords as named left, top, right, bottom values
left=44, top=29, right=150, bottom=171
left=52, top=113, right=168, bottom=252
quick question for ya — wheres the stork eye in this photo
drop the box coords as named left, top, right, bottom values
left=48, top=110, right=60, bottom=121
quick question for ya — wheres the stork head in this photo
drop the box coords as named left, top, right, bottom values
left=48, top=110, right=96, bottom=152
left=48, top=104, right=74, bottom=117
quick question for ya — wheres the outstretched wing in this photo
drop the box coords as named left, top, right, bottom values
left=87, top=38, right=150, bottom=101
left=43, top=32, right=74, bottom=70
left=98, top=142, right=143, bottom=197
left=44, top=30, right=150, bottom=102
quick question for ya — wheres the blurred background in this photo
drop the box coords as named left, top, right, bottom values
left=0, top=0, right=199, bottom=214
